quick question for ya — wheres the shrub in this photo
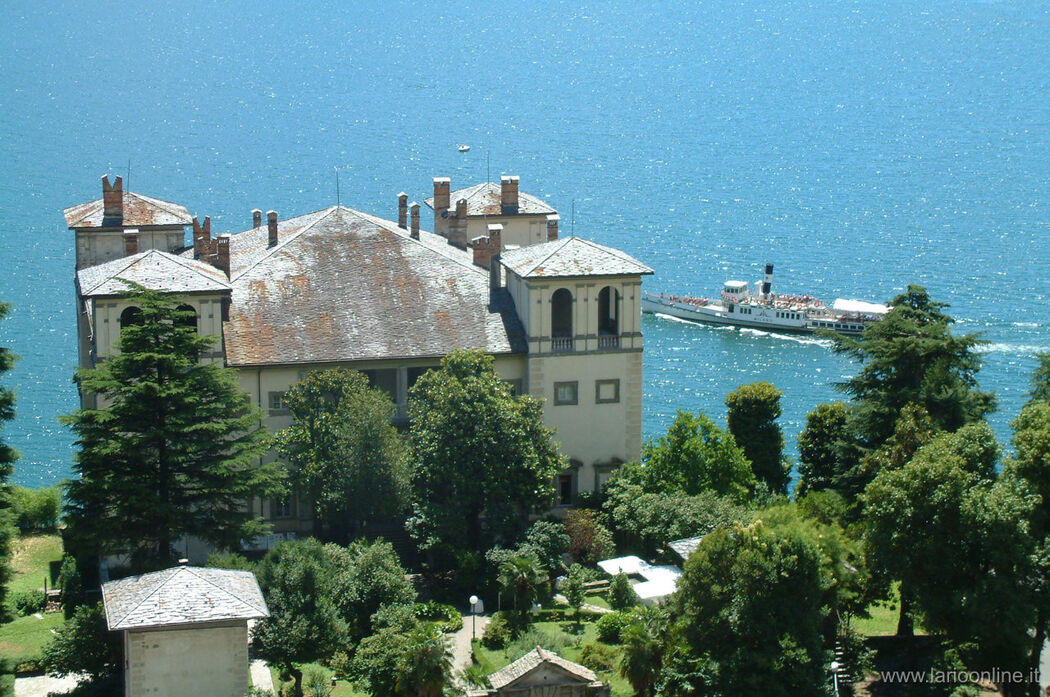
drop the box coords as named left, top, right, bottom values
left=9, top=590, right=45, bottom=616
left=414, top=601, right=463, bottom=633
left=482, top=613, right=511, bottom=649
left=608, top=573, right=637, bottom=611
left=41, top=603, right=122, bottom=680
left=10, top=486, right=61, bottom=532
left=57, top=554, right=82, bottom=620
left=564, top=509, right=615, bottom=565
left=206, top=551, right=257, bottom=572
left=506, top=626, right=567, bottom=658
left=579, top=643, right=618, bottom=673
left=595, top=611, right=631, bottom=643
left=303, top=666, right=332, bottom=697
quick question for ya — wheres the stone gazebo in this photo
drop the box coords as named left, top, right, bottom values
left=471, top=646, right=610, bottom=697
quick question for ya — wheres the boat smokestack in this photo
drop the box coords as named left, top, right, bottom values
left=762, top=263, right=774, bottom=296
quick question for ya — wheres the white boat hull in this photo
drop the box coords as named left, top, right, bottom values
left=642, top=292, right=870, bottom=335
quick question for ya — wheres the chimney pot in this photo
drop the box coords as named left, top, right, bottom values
left=433, top=177, right=451, bottom=213
left=397, top=192, right=408, bottom=229
left=216, top=234, right=232, bottom=278
left=123, top=228, right=139, bottom=257
left=267, top=211, right=278, bottom=247
left=102, top=174, right=124, bottom=224
left=546, top=213, right=560, bottom=241
left=500, top=175, right=519, bottom=215
left=410, top=202, right=420, bottom=240
left=192, top=216, right=213, bottom=259
left=252, top=209, right=262, bottom=229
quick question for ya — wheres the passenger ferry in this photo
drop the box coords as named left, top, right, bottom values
left=642, top=264, right=888, bottom=335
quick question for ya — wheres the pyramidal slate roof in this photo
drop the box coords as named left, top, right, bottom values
left=101, top=566, right=268, bottom=631
left=221, top=205, right=527, bottom=367
left=76, top=249, right=232, bottom=297
left=501, top=237, right=654, bottom=279
left=424, top=181, right=556, bottom=216
left=64, top=191, right=192, bottom=228
left=488, top=647, right=598, bottom=689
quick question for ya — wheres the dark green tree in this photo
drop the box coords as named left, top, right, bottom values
left=845, top=403, right=936, bottom=499
left=562, top=563, right=587, bottom=622
left=41, top=603, right=122, bottom=687
left=407, top=350, right=562, bottom=555
left=63, top=286, right=283, bottom=571
left=275, top=369, right=408, bottom=542
left=795, top=402, right=853, bottom=496
left=353, top=608, right=452, bottom=697
left=393, top=623, right=452, bottom=697
left=57, top=554, right=81, bottom=620
left=608, top=572, right=637, bottom=611
left=830, top=284, right=995, bottom=454
left=1028, top=352, right=1050, bottom=405
left=328, top=538, right=415, bottom=641
left=642, top=410, right=755, bottom=498
left=520, top=520, right=569, bottom=579
left=620, top=606, right=668, bottom=697
left=725, top=382, right=790, bottom=494
left=0, top=302, right=16, bottom=619
left=253, top=539, right=347, bottom=697
left=671, top=520, right=827, bottom=697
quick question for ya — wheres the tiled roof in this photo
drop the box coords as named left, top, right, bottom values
left=64, top=192, right=192, bottom=228
left=668, top=536, right=704, bottom=561
left=501, top=237, right=654, bottom=279
left=424, top=181, right=556, bottom=216
left=222, top=206, right=527, bottom=366
left=488, top=647, right=598, bottom=690
left=77, top=249, right=232, bottom=297
left=101, top=566, right=268, bottom=631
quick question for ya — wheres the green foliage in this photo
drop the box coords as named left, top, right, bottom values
left=0, top=301, right=18, bottom=619
left=595, top=611, right=631, bottom=643
left=671, top=520, right=827, bottom=697
left=830, top=284, right=995, bottom=455
left=252, top=540, right=348, bottom=697
left=795, top=402, right=853, bottom=497
left=407, top=350, right=563, bottom=555
left=57, top=554, right=81, bottom=620
left=619, top=606, right=669, bottom=697
left=302, top=666, right=332, bottom=697
left=413, top=601, right=462, bottom=633
left=275, top=369, right=408, bottom=541
left=642, top=410, right=755, bottom=498
left=41, top=603, right=121, bottom=681
left=353, top=616, right=452, bottom=697
left=8, top=589, right=45, bottom=616
left=602, top=465, right=752, bottom=557
left=328, top=538, right=415, bottom=641
left=481, top=613, right=511, bottom=649
left=725, top=382, right=790, bottom=494
left=205, top=551, right=257, bottom=572
left=562, top=563, right=586, bottom=616
left=607, top=573, right=636, bottom=611
left=563, top=508, right=614, bottom=565
left=9, top=486, right=61, bottom=533
left=63, top=286, right=283, bottom=571
left=849, top=403, right=937, bottom=498
left=1029, top=351, right=1050, bottom=405
left=520, top=519, right=569, bottom=577
left=795, top=489, right=848, bottom=527
left=579, top=642, right=617, bottom=673
left=497, top=554, right=549, bottom=613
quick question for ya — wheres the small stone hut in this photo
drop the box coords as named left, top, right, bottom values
left=101, top=564, right=269, bottom=697
left=470, top=646, right=610, bottom=697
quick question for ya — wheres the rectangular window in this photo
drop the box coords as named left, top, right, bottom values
left=558, top=474, right=574, bottom=506
left=363, top=369, right=398, bottom=400
left=272, top=496, right=294, bottom=519
left=595, top=379, right=620, bottom=404
left=268, top=391, right=288, bottom=413
left=553, top=381, right=578, bottom=406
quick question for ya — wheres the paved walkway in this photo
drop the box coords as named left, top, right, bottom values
left=251, top=659, right=275, bottom=692
left=451, top=613, right=491, bottom=673
left=14, top=674, right=81, bottom=697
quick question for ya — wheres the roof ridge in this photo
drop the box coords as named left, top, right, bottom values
left=184, top=567, right=266, bottom=615
left=84, top=252, right=146, bottom=295
left=231, top=206, right=338, bottom=281
left=160, top=250, right=231, bottom=287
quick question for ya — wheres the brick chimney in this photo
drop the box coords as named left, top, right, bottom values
left=123, top=229, right=139, bottom=256
left=267, top=211, right=278, bottom=247
left=192, top=216, right=213, bottom=260
left=472, top=223, right=503, bottom=270
left=433, top=177, right=451, bottom=214
left=397, top=192, right=408, bottom=229
left=500, top=175, right=519, bottom=215
left=102, top=175, right=123, bottom=225
left=216, top=234, right=231, bottom=278
left=252, top=209, right=262, bottom=229
left=410, top=202, right=420, bottom=240
left=447, top=198, right=469, bottom=248
left=546, top=213, right=560, bottom=241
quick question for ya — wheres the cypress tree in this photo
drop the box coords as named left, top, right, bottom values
left=0, top=302, right=18, bottom=617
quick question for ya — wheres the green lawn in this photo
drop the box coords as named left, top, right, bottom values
left=8, top=534, right=63, bottom=595
left=269, top=663, right=367, bottom=697
left=472, top=619, right=632, bottom=697
left=0, top=612, right=63, bottom=669
left=851, top=583, right=925, bottom=637
left=583, top=593, right=611, bottom=610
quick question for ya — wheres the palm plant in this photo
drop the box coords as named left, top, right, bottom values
left=497, top=554, right=549, bottom=613
left=395, top=624, right=452, bottom=697
left=620, top=606, right=668, bottom=697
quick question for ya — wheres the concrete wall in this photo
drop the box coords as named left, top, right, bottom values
left=124, top=621, right=249, bottom=697
left=75, top=226, right=185, bottom=270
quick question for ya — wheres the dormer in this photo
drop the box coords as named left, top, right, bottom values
left=499, top=237, right=653, bottom=355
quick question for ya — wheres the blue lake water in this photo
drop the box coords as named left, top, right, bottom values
left=1, top=1, right=1047, bottom=488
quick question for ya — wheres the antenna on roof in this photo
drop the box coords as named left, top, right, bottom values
left=571, top=200, right=575, bottom=238
left=486, top=151, right=491, bottom=184
left=126, top=159, right=131, bottom=191
left=334, top=167, right=340, bottom=207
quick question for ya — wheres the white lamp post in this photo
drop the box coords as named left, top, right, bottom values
left=469, top=595, right=480, bottom=640
left=830, top=661, right=841, bottom=697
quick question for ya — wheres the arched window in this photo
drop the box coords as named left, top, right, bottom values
left=551, top=288, right=573, bottom=339
left=597, top=286, right=619, bottom=336
left=176, top=304, right=198, bottom=333
left=119, top=306, right=142, bottom=328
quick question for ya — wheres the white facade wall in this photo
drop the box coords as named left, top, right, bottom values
left=75, top=227, right=185, bottom=270
left=124, top=622, right=249, bottom=697
left=465, top=215, right=548, bottom=248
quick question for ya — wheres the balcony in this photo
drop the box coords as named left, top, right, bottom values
left=551, top=337, right=574, bottom=353
left=597, top=335, right=621, bottom=350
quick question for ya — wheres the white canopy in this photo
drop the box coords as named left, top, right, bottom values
left=832, top=298, right=889, bottom=314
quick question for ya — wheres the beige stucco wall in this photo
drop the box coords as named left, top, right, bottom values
left=89, top=294, right=226, bottom=362
left=75, top=227, right=185, bottom=270
left=124, top=621, right=249, bottom=697
left=466, top=215, right=548, bottom=248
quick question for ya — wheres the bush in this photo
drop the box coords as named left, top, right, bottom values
left=413, top=601, right=463, bottom=633
left=303, top=666, right=332, bottom=697
left=9, top=590, right=45, bottom=616
left=10, top=486, right=61, bottom=533
left=481, top=613, right=511, bottom=649
left=608, top=573, right=637, bottom=611
left=41, top=603, right=121, bottom=680
left=564, top=509, right=615, bottom=565
left=579, top=643, right=618, bottom=673
left=595, top=611, right=631, bottom=643
left=206, top=551, right=257, bottom=572
left=57, top=554, right=82, bottom=620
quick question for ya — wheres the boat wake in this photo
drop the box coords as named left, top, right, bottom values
left=740, top=328, right=834, bottom=347
left=979, top=342, right=1048, bottom=357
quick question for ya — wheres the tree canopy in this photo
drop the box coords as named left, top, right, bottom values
left=641, top=410, right=755, bottom=498
left=725, top=382, right=790, bottom=493
left=406, top=350, right=563, bottom=556
left=275, top=368, right=408, bottom=541
left=795, top=402, right=852, bottom=497
left=63, top=286, right=283, bottom=571
left=0, top=302, right=16, bottom=616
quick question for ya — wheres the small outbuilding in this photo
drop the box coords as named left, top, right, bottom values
left=101, top=564, right=269, bottom=697
left=470, top=646, right=609, bottom=697
left=597, top=555, right=682, bottom=606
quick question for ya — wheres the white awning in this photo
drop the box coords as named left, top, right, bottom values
left=597, top=556, right=647, bottom=576
left=832, top=298, right=889, bottom=314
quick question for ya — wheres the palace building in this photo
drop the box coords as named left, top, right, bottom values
left=67, top=174, right=652, bottom=546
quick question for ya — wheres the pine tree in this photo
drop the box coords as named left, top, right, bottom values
left=0, top=302, right=18, bottom=618
left=63, top=285, right=284, bottom=572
